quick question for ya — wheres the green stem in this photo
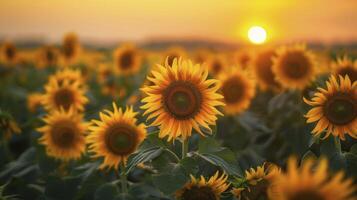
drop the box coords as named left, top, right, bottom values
left=181, top=139, right=188, bottom=159
left=334, top=137, right=341, bottom=153
left=120, top=163, right=128, bottom=194
left=164, top=148, right=180, bottom=162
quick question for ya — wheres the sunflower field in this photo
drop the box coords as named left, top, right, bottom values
left=0, top=33, right=356, bottom=200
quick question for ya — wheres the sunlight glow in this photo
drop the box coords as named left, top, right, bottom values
left=248, top=26, right=267, bottom=44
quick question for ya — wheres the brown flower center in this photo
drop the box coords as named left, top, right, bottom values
left=337, top=67, right=357, bottom=82
left=181, top=186, right=217, bottom=200
left=211, top=61, right=222, bottom=74
left=51, top=122, right=77, bottom=148
left=5, top=45, right=16, bottom=60
left=163, top=81, right=202, bottom=120
left=54, top=88, right=75, bottom=110
left=105, top=124, right=137, bottom=155
left=119, top=50, right=134, bottom=70
left=222, top=76, right=245, bottom=104
left=281, top=52, right=310, bottom=79
left=324, top=93, right=356, bottom=125
left=63, top=39, right=77, bottom=59
left=45, top=48, right=56, bottom=63
left=289, top=190, right=325, bottom=200
left=255, top=50, right=280, bottom=87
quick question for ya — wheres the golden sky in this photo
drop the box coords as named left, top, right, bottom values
left=0, top=0, right=356, bottom=43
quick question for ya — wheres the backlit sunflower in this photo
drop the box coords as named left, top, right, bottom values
left=141, top=58, right=224, bottom=141
left=233, top=50, right=252, bottom=70
left=176, top=172, right=229, bottom=200
left=219, top=68, right=256, bottom=115
left=37, top=45, right=59, bottom=68
left=162, top=46, right=187, bottom=66
left=1, top=42, right=17, bottom=65
left=37, top=108, right=87, bottom=160
left=231, top=162, right=280, bottom=200
left=27, top=93, right=43, bottom=113
left=87, top=104, right=146, bottom=170
left=113, top=44, right=142, bottom=75
left=332, top=56, right=357, bottom=82
left=42, top=78, right=88, bottom=111
left=269, top=157, right=355, bottom=200
left=272, top=44, right=316, bottom=89
left=252, top=49, right=281, bottom=91
left=62, top=32, right=81, bottom=63
left=206, top=55, right=228, bottom=76
left=304, top=75, right=356, bottom=140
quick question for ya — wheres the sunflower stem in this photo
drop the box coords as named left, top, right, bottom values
left=120, top=163, right=128, bottom=194
left=181, top=139, right=188, bottom=159
left=334, top=137, right=341, bottom=153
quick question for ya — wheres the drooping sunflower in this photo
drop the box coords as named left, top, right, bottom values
left=37, top=108, right=87, bottom=160
left=304, top=75, right=357, bottom=140
left=332, top=56, right=357, bottom=82
left=113, top=44, right=142, bottom=75
left=162, top=46, right=187, bottom=67
left=252, top=49, right=281, bottom=91
left=37, top=45, right=59, bottom=68
left=27, top=92, right=43, bottom=113
left=87, top=104, right=146, bottom=170
left=141, top=58, right=224, bottom=141
left=62, top=32, right=81, bottom=63
left=219, top=68, right=256, bottom=115
left=1, top=42, right=17, bottom=65
left=176, top=172, right=229, bottom=200
left=206, top=55, right=228, bottom=76
left=42, top=78, right=88, bottom=111
left=269, top=157, right=356, bottom=200
left=231, top=162, right=280, bottom=200
left=272, top=44, right=316, bottom=89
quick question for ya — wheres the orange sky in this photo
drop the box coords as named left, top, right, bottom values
left=0, top=0, right=356, bottom=44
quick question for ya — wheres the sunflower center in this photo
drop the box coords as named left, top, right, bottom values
left=5, top=45, right=16, bottom=60
left=105, top=124, right=137, bottom=155
left=212, top=61, right=222, bottom=74
left=255, top=51, right=280, bottom=87
left=119, top=51, right=134, bottom=69
left=181, top=186, right=217, bottom=200
left=281, top=52, right=310, bottom=79
left=163, top=81, right=202, bottom=120
left=289, top=190, right=325, bottom=200
left=63, top=41, right=76, bottom=58
left=324, top=93, right=356, bottom=125
left=222, top=77, right=244, bottom=104
left=54, top=88, right=75, bottom=110
left=337, top=67, right=357, bottom=82
left=46, top=49, right=55, bottom=63
left=51, top=122, right=76, bottom=148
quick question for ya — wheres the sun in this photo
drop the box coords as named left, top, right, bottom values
left=248, top=26, right=267, bottom=44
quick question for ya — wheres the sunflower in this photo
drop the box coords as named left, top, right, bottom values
left=97, top=63, right=113, bottom=84
left=87, top=104, right=146, bottom=170
left=62, top=32, right=81, bottom=63
left=252, top=49, right=281, bottom=91
left=51, top=68, right=85, bottom=87
left=332, top=56, right=357, bottom=82
left=37, top=45, right=59, bottom=68
left=162, top=46, right=187, bottom=66
left=141, top=58, right=224, bottom=141
left=269, top=157, right=355, bottom=200
left=37, top=108, right=87, bottom=160
left=113, top=44, right=142, bottom=75
left=27, top=93, right=43, bottom=113
left=206, top=55, right=228, bottom=76
left=1, top=42, right=17, bottom=65
left=42, top=78, right=88, bottom=111
left=304, top=75, right=356, bottom=140
left=176, top=171, right=229, bottom=200
left=219, top=68, right=256, bottom=115
left=272, top=44, right=316, bottom=89
left=231, top=163, right=280, bottom=200
left=0, top=112, right=21, bottom=139
left=193, top=48, right=211, bottom=64
left=233, top=50, right=252, bottom=70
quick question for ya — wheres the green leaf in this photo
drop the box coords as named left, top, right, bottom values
left=44, top=176, right=81, bottom=200
left=194, top=152, right=241, bottom=176
left=126, top=147, right=163, bottom=174
left=94, top=183, right=119, bottom=200
left=152, top=165, right=188, bottom=195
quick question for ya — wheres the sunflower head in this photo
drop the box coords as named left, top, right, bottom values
left=252, top=49, right=281, bottom=91
left=162, top=46, right=187, bottom=66
left=42, top=77, right=88, bottom=112
left=113, top=44, right=142, bottom=75
left=38, top=45, right=59, bottom=67
left=0, top=111, right=21, bottom=139
left=304, top=75, right=357, bottom=140
left=1, top=42, right=17, bottom=64
left=51, top=68, right=85, bottom=87
left=87, top=104, right=146, bottom=170
left=193, top=48, right=212, bottom=64
left=176, top=172, right=229, bottom=200
left=141, top=58, right=224, bottom=141
left=62, top=32, right=81, bottom=62
left=219, top=68, right=256, bottom=115
left=37, top=108, right=87, bottom=160
left=207, top=55, right=228, bottom=76
left=27, top=92, right=44, bottom=113
left=234, top=50, right=252, bottom=70
left=332, top=56, right=357, bottom=83
left=272, top=44, right=316, bottom=89
left=269, top=157, right=356, bottom=200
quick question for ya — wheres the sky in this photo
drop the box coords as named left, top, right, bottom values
left=0, top=0, right=356, bottom=44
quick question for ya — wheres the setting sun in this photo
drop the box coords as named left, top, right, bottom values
left=248, top=26, right=267, bottom=44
